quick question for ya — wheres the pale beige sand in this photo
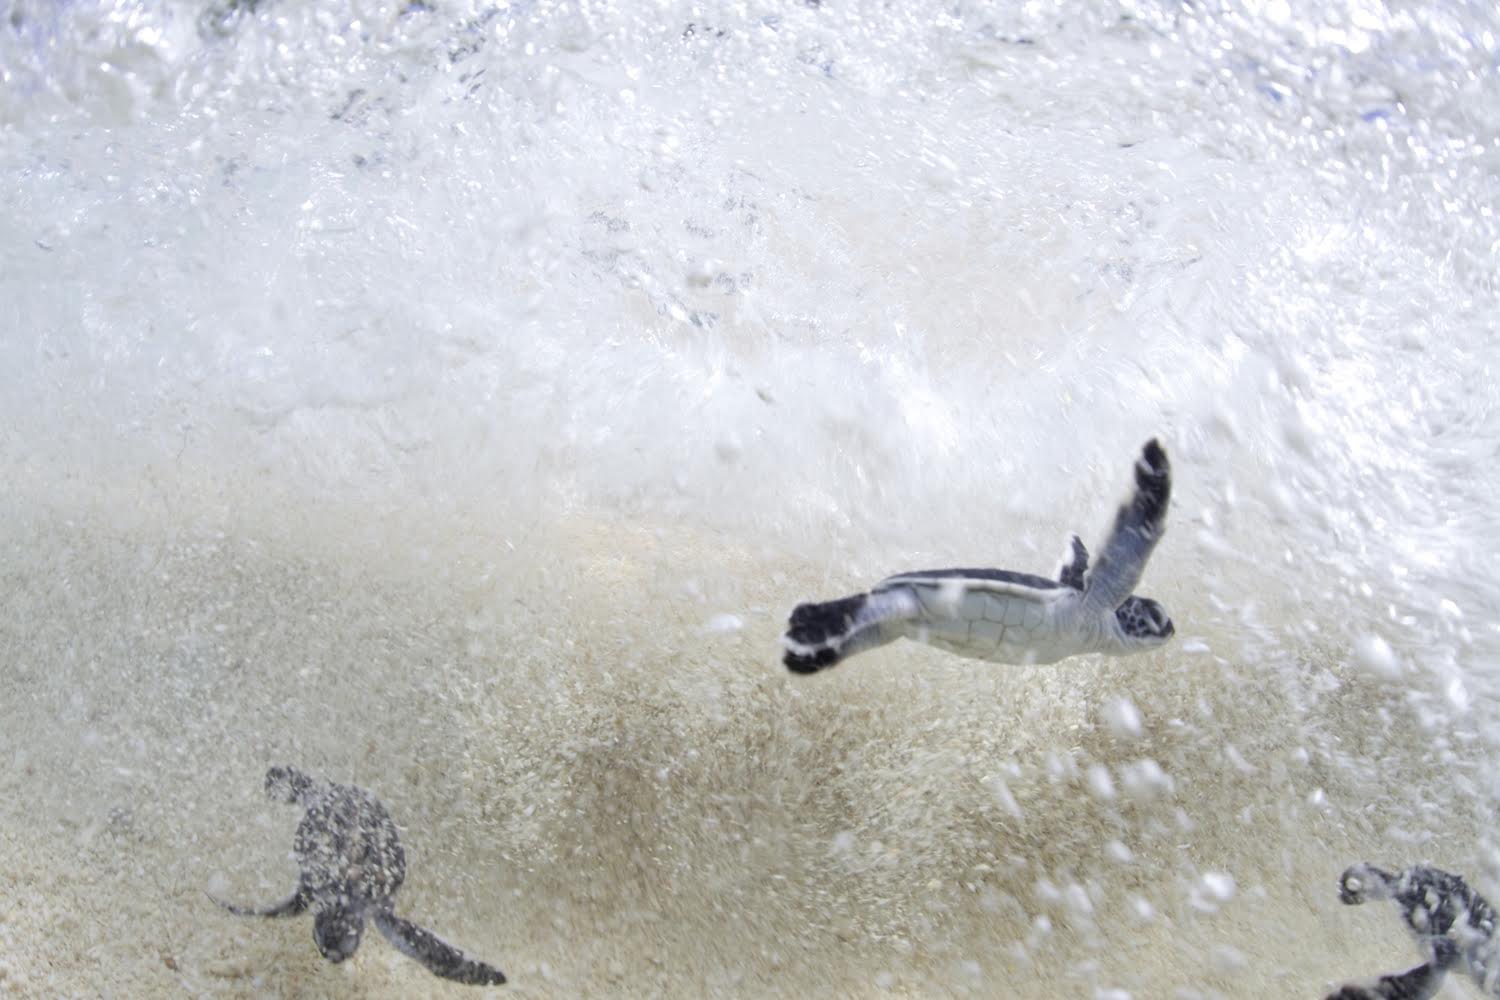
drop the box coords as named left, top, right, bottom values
left=0, top=463, right=1483, bottom=999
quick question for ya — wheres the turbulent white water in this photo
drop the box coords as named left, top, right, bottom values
left=3, top=1, right=1500, bottom=996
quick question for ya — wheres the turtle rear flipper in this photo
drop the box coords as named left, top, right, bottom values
left=1325, top=961, right=1448, bottom=1000
left=209, top=884, right=311, bottom=918
left=782, top=589, right=916, bottom=673
left=373, top=910, right=506, bottom=985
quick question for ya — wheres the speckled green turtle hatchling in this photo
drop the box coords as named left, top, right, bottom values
left=1326, top=863, right=1499, bottom=999
left=210, top=766, right=506, bottom=986
left=782, top=438, right=1175, bottom=672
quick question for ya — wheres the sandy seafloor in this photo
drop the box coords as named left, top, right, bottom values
left=3, top=1, right=1500, bottom=997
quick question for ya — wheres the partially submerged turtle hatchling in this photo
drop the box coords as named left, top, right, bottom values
left=212, top=766, right=506, bottom=986
left=1326, top=863, right=1498, bottom=999
left=782, top=438, right=1175, bottom=672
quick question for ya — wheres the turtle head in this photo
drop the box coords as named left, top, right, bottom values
left=313, top=905, right=366, bottom=963
left=1114, top=596, right=1174, bottom=648
left=1339, top=863, right=1396, bottom=905
left=265, top=765, right=316, bottom=805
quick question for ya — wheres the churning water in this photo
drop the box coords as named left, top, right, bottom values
left=2, top=1, right=1499, bottom=996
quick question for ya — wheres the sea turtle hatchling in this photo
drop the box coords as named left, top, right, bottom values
left=1327, top=863, right=1500, bottom=999
left=211, top=766, right=506, bottom=986
left=782, top=438, right=1175, bottom=672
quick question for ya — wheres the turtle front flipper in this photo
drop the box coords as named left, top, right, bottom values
left=1057, top=534, right=1088, bottom=590
left=1324, top=961, right=1448, bottom=1000
left=1082, top=439, right=1171, bottom=614
left=373, top=909, right=506, bottom=985
left=209, top=883, right=312, bottom=918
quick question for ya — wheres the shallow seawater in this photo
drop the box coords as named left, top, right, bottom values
left=2, top=1, right=1499, bottom=996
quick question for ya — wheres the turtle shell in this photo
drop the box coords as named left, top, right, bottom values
left=877, top=567, right=1064, bottom=594
left=294, top=784, right=407, bottom=907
